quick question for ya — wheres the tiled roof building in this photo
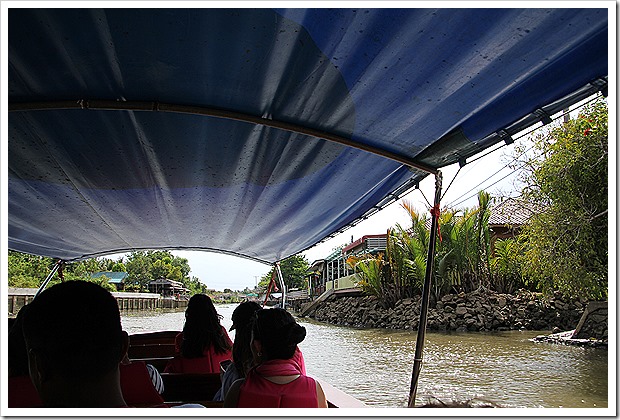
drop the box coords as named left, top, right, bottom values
left=488, top=197, right=541, bottom=239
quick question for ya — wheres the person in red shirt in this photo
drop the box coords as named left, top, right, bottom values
left=224, top=308, right=327, bottom=408
left=119, top=360, right=166, bottom=407
left=164, top=294, right=232, bottom=374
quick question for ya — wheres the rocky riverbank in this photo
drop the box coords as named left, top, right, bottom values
left=305, top=290, right=594, bottom=334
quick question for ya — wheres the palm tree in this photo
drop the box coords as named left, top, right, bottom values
left=346, top=253, right=390, bottom=307
left=435, top=191, right=492, bottom=295
left=348, top=192, right=494, bottom=305
left=390, top=201, right=430, bottom=298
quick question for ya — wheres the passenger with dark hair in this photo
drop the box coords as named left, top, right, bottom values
left=224, top=308, right=327, bottom=408
left=21, top=281, right=130, bottom=407
left=213, top=300, right=261, bottom=401
left=164, top=293, right=232, bottom=374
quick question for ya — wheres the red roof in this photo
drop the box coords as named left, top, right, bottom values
left=342, top=234, right=387, bottom=254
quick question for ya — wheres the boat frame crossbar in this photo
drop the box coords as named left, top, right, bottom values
left=9, top=99, right=439, bottom=175
left=34, top=259, right=64, bottom=299
left=408, top=171, right=443, bottom=407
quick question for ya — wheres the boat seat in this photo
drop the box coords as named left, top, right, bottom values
left=128, top=344, right=177, bottom=359
left=129, top=357, right=173, bottom=373
left=129, top=331, right=180, bottom=345
left=161, top=373, right=222, bottom=403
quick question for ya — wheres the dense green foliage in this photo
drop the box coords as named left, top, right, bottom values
left=490, top=237, right=529, bottom=294
left=346, top=253, right=390, bottom=307
left=435, top=191, right=493, bottom=296
left=259, top=255, right=310, bottom=291
left=124, top=250, right=193, bottom=292
left=518, top=100, right=608, bottom=300
left=8, top=251, right=119, bottom=292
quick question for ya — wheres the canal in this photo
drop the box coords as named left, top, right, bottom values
left=121, top=304, right=608, bottom=409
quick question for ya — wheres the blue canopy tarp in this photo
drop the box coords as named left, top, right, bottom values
left=8, top=7, right=608, bottom=263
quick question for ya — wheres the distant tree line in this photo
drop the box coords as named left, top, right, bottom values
left=8, top=250, right=208, bottom=295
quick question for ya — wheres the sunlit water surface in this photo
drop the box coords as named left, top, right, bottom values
left=121, top=305, right=608, bottom=408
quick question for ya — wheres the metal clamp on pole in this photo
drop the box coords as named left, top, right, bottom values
left=408, top=171, right=442, bottom=407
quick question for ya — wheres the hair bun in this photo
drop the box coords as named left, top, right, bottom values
left=284, top=323, right=306, bottom=345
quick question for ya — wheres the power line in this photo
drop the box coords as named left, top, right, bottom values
left=446, top=145, right=534, bottom=207
left=449, top=167, right=520, bottom=208
left=444, top=95, right=603, bottom=208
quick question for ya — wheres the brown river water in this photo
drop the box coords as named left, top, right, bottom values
left=121, top=304, right=608, bottom=409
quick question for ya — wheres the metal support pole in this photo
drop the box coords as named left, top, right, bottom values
left=9, top=100, right=439, bottom=175
left=275, top=262, right=286, bottom=309
left=34, top=260, right=63, bottom=299
left=408, top=171, right=442, bottom=407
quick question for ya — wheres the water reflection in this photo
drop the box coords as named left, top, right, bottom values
left=121, top=305, right=608, bottom=408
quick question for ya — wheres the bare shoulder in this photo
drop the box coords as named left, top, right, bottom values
left=315, top=380, right=328, bottom=408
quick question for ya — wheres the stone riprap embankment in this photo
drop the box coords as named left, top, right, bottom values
left=530, top=301, right=608, bottom=347
left=307, top=290, right=589, bottom=333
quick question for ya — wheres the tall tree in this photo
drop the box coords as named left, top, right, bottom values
left=124, top=250, right=197, bottom=292
left=518, top=100, right=608, bottom=299
left=125, top=251, right=152, bottom=291
left=259, top=255, right=310, bottom=291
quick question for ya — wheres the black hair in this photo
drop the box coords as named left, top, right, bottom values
left=181, top=294, right=231, bottom=358
left=21, top=281, right=124, bottom=380
left=231, top=301, right=261, bottom=376
left=252, top=308, right=306, bottom=360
